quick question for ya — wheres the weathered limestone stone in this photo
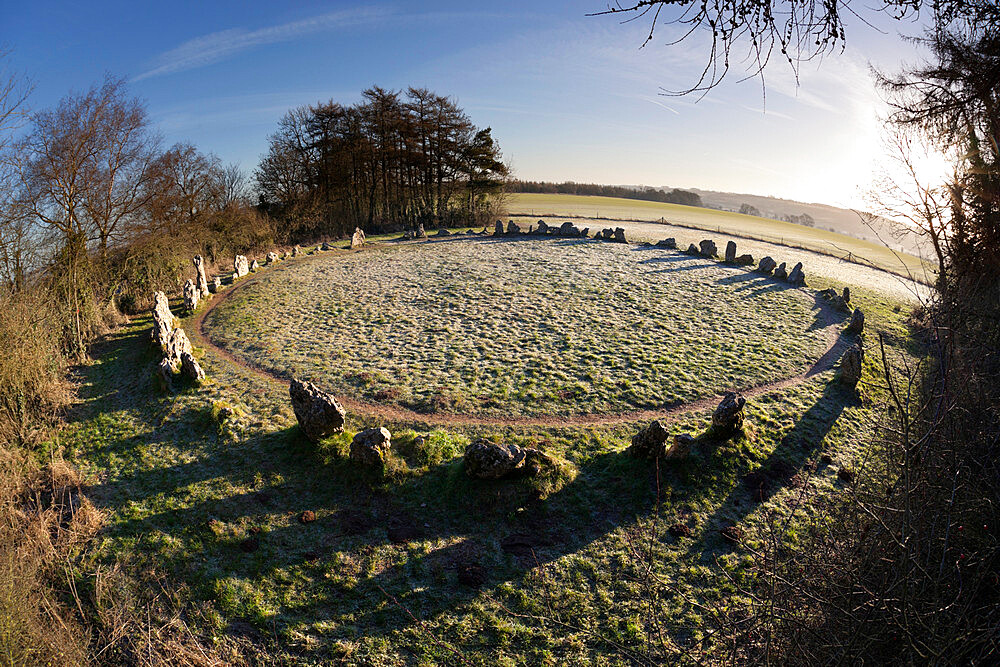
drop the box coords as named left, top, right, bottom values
left=773, top=262, right=788, bottom=280
left=668, top=434, right=695, bottom=459
left=758, top=256, right=777, bottom=274
left=579, top=227, right=589, bottom=238
left=494, top=220, right=504, bottom=236
left=686, top=243, right=700, bottom=255
left=283, top=251, right=290, bottom=259
left=629, top=420, right=670, bottom=459
left=351, top=227, right=366, bottom=248
left=535, top=220, right=550, bottom=235
left=266, top=251, right=279, bottom=264
left=559, top=221, right=581, bottom=237
left=463, top=439, right=547, bottom=479
left=506, top=221, right=521, bottom=235
left=182, top=279, right=199, bottom=311
left=656, top=237, right=677, bottom=249
left=842, top=287, right=851, bottom=304
left=416, top=223, right=427, bottom=238
left=840, top=343, right=864, bottom=386
left=350, top=427, right=392, bottom=467
left=193, top=255, right=210, bottom=298
left=234, top=255, right=249, bottom=277
left=180, top=351, right=205, bottom=382
left=435, top=228, right=451, bottom=237
left=158, top=358, right=176, bottom=388
left=846, top=308, right=865, bottom=335
left=725, top=241, right=737, bottom=263
left=164, top=327, right=192, bottom=365
left=712, top=392, right=746, bottom=436
left=735, top=254, right=754, bottom=266
left=289, top=378, right=346, bottom=443
left=614, top=227, right=627, bottom=243
left=292, top=245, right=301, bottom=257
left=788, top=262, right=806, bottom=285
left=250, top=259, right=259, bottom=272
left=151, top=291, right=174, bottom=347
left=699, top=239, right=718, bottom=257
left=209, top=276, right=222, bottom=294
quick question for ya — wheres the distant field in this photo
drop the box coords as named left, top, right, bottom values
left=508, top=193, right=933, bottom=281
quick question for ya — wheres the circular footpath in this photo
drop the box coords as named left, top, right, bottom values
left=189, top=236, right=852, bottom=429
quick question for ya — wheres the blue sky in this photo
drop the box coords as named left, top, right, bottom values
left=5, top=0, right=931, bottom=208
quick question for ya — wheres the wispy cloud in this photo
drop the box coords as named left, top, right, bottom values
left=133, top=7, right=390, bottom=81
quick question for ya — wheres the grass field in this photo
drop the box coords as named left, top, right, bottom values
left=508, top=193, right=933, bottom=282
left=205, top=238, right=831, bottom=417
left=52, top=237, right=922, bottom=663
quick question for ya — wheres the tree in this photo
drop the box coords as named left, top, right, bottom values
left=739, top=203, right=761, bottom=217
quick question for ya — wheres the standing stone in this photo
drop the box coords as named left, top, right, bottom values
left=614, top=227, right=627, bottom=243
left=234, top=255, right=249, bottom=278
left=842, top=287, right=851, bottom=304
left=416, top=223, right=427, bottom=238
left=758, top=257, right=777, bottom=274
left=164, top=327, right=192, bottom=366
left=579, top=227, right=589, bottom=238
left=699, top=239, right=718, bottom=257
left=289, top=378, right=346, bottom=442
left=657, top=238, right=677, bottom=249
left=292, top=245, right=301, bottom=257
left=351, top=227, right=366, bottom=248
left=773, top=262, right=788, bottom=280
left=788, top=262, right=805, bottom=285
left=494, top=220, right=504, bottom=236
left=266, top=251, right=279, bottom=264
left=840, top=343, right=864, bottom=387
left=435, top=228, right=451, bottom=237
left=193, top=255, right=210, bottom=298
left=536, top=220, right=550, bottom=235
left=735, top=254, right=754, bottom=266
left=846, top=308, right=865, bottom=335
left=180, top=351, right=205, bottom=382
left=725, top=241, right=737, bottom=263
left=182, top=279, right=199, bottom=311
left=209, top=277, right=222, bottom=294
left=686, top=243, right=699, bottom=254
left=158, top=358, right=176, bottom=388
left=282, top=251, right=290, bottom=260
left=628, top=420, right=670, bottom=459
left=151, top=291, right=174, bottom=347
left=506, top=221, right=521, bottom=235
left=712, top=392, right=746, bottom=437
left=250, top=259, right=259, bottom=272
left=350, top=427, right=392, bottom=467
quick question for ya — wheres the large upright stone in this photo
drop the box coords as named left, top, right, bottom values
left=182, top=279, right=199, bottom=311
left=614, top=227, right=627, bottom=243
left=193, top=255, right=210, bottom=298
left=234, top=255, right=249, bottom=278
left=773, top=262, right=788, bottom=280
left=725, top=241, right=737, bottom=263
left=788, top=262, right=805, bottom=285
left=628, top=420, right=670, bottom=459
left=758, top=256, right=777, bottom=274
left=506, top=221, right=521, bottom=235
left=350, top=427, right=391, bottom=467
left=416, top=223, right=427, bottom=238
left=846, top=308, right=865, bottom=335
left=164, top=327, right=192, bottom=366
left=699, top=239, right=718, bottom=257
left=494, top=220, right=504, bottom=236
left=712, top=392, right=746, bottom=437
left=151, top=291, right=174, bottom=347
left=559, top=221, right=580, bottom=237
left=351, top=227, right=366, bottom=249
left=180, top=351, right=205, bottom=382
left=289, top=378, right=346, bottom=443
left=535, top=220, right=550, bottom=235
left=840, top=343, right=864, bottom=387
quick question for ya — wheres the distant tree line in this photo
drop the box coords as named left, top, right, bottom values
left=738, top=203, right=816, bottom=227
left=513, top=180, right=703, bottom=208
left=256, top=87, right=509, bottom=237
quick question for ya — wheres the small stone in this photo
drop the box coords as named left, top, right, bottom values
left=668, top=523, right=692, bottom=538
left=292, top=245, right=301, bottom=257
left=350, top=427, right=392, bottom=467
left=208, top=276, right=222, bottom=294
left=788, top=262, right=805, bottom=285
left=180, top=351, right=205, bottom=382
left=758, top=256, right=777, bottom=274
left=234, top=254, right=249, bottom=277
left=289, top=378, right=346, bottom=442
left=494, top=220, right=504, bottom=236
left=837, top=467, right=855, bottom=483
left=720, top=525, right=744, bottom=544
left=842, top=287, right=851, bottom=303
left=667, top=433, right=695, bottom=459
left=416, top=223, right=427, bottom=238
left=773, top=262, right=788, bottom=280
left=840, top=342, right=864, bottom=387
left=299, top=510, right=316, bottom=524
left=435, top=228, right=451, bottom=237
left=351, top=227, right=366, bottom=248
left=656, top=237, right=677, bottom=249
left=506, top=221, right=521, bottom=235
left=250, top=259, right=259, bottom=272
left=579, top=227, right=589, bottom=238
left=266, top=251, right=279, bottom=264
left=686, top=243, right=699, bottom=255
left=712, top=392, right=746, bottom=437
left=735, top=254, right=754, bottom=266
left=614, top=227, right=627, bottom=243
left=536, top=220, right=549, bottom=235
left=699, top=239, right=718, bottom=257
left=846, top=308, right=865, bottom=335
left=629, top=420, right=670, bottom=459
left=464, top=440, right=528, bottom=479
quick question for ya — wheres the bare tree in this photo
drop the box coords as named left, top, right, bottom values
left=220, top=162, right=249, bottom=210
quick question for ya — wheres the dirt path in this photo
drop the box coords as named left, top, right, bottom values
left=188, top=245, right=851, bottom=429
